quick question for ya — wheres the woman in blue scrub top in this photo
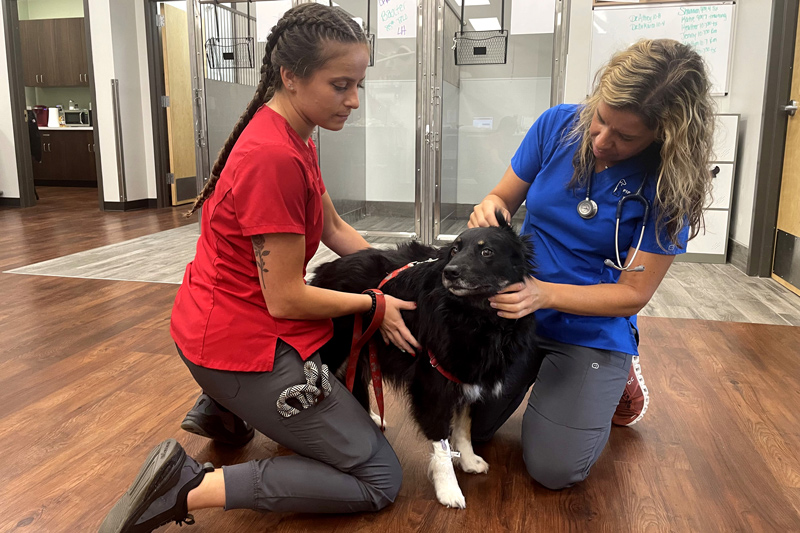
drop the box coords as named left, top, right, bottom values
left=468, top=39, right=716, bottom=490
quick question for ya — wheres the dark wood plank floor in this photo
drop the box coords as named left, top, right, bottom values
left=2, top=188, right=800, bottom=532
left=0, top=187, right=195, bottom=271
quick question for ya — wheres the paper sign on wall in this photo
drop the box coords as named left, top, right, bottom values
left=378, top=0, right=416, bottom=39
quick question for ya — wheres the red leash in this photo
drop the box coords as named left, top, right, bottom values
left=346, top=290, right=387, bottom=427
left=345, top=260, right=461, bottom=429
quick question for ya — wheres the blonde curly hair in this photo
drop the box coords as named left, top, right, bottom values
left=567, top=39, right=716, bottom=249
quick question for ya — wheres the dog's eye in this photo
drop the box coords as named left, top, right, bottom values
left=450, top=246, right=459, bottom=257
left=481, top=248, right=493, bottom=258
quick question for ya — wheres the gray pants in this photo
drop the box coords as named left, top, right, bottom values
left=472, top=335, right=632, bottom=490
left=180, top=341, right=402, bottom=513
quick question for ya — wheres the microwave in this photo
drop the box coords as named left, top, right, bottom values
left=64, top=109, right=89, bottom=126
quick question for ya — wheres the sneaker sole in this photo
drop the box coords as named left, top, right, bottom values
left=99, top=439, right=185, bottom=533
left=181, top=414, right=254, bottom=447
left=624, top=356, right=650, bottom=426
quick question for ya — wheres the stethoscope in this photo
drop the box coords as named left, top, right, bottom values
left=577, top=172, right=650, bottom=272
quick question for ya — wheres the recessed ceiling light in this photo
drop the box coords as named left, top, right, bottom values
left=469, top=17, right=501, bottom=31
left=453, top=0, right=492, bottom=6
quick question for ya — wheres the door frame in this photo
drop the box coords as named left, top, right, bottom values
left=146, top=0, right=210, bottom=209
left=188, top=0, right=211, bottom=206
left=3, top=0, right=36, bottom=207
left=81, top=0, right=104, bottom=209
left=144, top=0, right=172, bottom=209
left=748, top=0, right=800, bottom=276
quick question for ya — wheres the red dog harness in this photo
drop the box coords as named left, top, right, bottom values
left=344, top=260, right=461, bottom=430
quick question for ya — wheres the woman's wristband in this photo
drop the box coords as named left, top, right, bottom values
left=363, top=290, right=377, bottom=316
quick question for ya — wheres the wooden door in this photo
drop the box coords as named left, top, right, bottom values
left=773, top=7, right=800, bottom=296
left=19, top=20, right=41, bottom=86
left=161, top=4, right=198, bottom=206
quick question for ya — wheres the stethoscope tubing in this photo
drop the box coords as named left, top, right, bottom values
left=583, top=173, right=651, bottom=272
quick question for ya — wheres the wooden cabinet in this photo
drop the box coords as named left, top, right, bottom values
left=19, top=18, right=89, bottom=87
left=33, top=130, right=97, bottom=186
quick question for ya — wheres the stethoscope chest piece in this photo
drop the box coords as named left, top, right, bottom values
left=577, top=198, right=598, bottom=219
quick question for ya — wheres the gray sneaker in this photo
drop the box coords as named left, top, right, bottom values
left=181, top=393, right=254, bottom=446
left=99, top=439, right=213, bottom=532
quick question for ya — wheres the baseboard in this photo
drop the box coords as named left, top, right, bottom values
left=0, top=197, right=22, bottom=207
left=103, top=199, right=157, bottom=212
left=728, top=238, right=748, bottom=273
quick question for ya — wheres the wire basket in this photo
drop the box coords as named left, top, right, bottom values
left=205, top=36, right=255, bottom=70
left=453, top=30, right=508, bottom=66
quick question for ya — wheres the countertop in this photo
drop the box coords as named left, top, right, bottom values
left=38, top=126, right=93, bottom=131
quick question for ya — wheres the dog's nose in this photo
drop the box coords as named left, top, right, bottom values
left=443, top=264, right=462, bottom=280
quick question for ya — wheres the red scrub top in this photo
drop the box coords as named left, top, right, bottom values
left=171, top=105, right=333, bottom=372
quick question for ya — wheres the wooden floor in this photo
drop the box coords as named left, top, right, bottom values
left=2, top=188, right=800, bottom=532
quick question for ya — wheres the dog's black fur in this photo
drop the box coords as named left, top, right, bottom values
left=311, top=215, right=541, bottom=441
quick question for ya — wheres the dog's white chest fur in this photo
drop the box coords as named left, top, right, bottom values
left=461, top=383, right=483, bottom=402
left=460, top=381, right=504, bottom=403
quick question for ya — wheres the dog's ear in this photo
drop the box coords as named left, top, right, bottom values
left=519, top=233, right=536, bottom=278
left=495, top=209, right=510, bottom=229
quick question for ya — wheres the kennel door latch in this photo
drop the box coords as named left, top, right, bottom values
left=784, top=100, right=798, bottom=117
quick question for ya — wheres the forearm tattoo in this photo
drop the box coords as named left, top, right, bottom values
left=252, top=235, right=270, bottom=290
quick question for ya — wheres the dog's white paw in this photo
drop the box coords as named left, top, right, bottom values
left=457, top=452, right=489, bottom=474
left=435, top=482, right=466, bottom=509
left=429, top=440, right=466, bottom=509
left=369, top=410, right=387, bottom=430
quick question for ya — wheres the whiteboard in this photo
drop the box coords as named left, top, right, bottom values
left=590, top=2, right=736, bottom=95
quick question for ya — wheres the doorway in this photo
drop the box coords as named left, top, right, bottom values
left=5, top=0, right=102, bottom=208
left=771, top=5, right=800, bottom=296
left=146, top=0, right=201, bottom=207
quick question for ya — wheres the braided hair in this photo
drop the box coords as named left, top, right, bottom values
left=185, top=3, right=368, bottom=217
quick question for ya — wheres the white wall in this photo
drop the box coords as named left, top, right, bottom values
left=107, top=0, right=153, bottom=201
left=87, top=0, right=120, bottom=200
left=0, top=5, right=20, bottom=198
left=133, top=0, right=157, bottom=200
left=564, top=0, right=773, bottom=249
left=87, top=0, right=156, bottom=202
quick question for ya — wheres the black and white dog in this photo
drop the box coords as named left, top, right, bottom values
left=311, top=215, right=540, bottom=508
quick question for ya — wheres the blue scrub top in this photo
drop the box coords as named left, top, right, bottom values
left=511, top=104, right=689, bottom=356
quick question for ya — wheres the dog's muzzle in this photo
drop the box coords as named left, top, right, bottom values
left=441, top=268, right=493, bottom=297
